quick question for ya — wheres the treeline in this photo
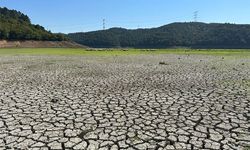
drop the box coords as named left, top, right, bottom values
left=68, top=22, right=250, bottom=48
left=0, top=7, right=66, bottom=41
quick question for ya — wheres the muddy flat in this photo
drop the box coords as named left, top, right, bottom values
left=0, top=53, right=249, bottom=149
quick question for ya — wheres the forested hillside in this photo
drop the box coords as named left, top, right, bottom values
left=0, top=7, right=66, bottom=41
left=68, top=22, right=250, bottom=48
left=2, top=6, right=250, bottom=48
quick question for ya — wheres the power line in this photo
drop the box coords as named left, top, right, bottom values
left=45, top=16, right=189, bottom=32
left=103, top=19, right=106, bottom=30
left=194, top=11, right=198, bottom=22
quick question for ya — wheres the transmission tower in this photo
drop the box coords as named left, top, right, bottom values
left=194, top=11, right=198, bottom=22
left=103, top=19, right=106, bottom=30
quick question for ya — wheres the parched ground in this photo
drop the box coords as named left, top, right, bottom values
left=0, top=54, right=249, bottom=150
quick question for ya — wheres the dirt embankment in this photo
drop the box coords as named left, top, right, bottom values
left=0, top=40, right=86, bottom=48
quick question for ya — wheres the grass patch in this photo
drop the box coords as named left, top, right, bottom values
left=0, top=48, right=249, bottom=56
left=244, top=146, right=250, bottom=150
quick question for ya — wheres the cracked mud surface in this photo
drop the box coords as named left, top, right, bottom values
left=0, top=54, right=249, bottom=150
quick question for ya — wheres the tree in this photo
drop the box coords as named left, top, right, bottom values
left=68, top=22, right=250, bottom=48
left=0, top=7, right=67, bottom=41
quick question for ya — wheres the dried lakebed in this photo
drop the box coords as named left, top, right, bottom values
left=0, top=54, right=249, bottom=150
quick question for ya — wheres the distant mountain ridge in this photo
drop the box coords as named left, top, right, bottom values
left=0, top=7, right=66, bottom=41
left=68, top=22, right=250, bottom=48
left=2, top=6, right=250, bottom=49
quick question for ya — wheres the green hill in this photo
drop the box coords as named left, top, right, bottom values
left=0, top=7, right=66, bottom=41
left=68, top=22, right=250, bottom=48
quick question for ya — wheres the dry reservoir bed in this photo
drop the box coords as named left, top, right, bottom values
left=0, top=54, right=249, bottom=150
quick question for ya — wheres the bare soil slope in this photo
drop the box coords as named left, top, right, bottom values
left=0, top=40, right=86, bottom=48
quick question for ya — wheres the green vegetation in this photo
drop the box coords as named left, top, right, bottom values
left=244, top=146, right=250, bottom=150
left=68, top=22, right=250, bottom=48
left=1, top=6, right=250, bottom=50
left=0, top=7, right=66, bottom=41
left=0, top=48, right=249, bottom=57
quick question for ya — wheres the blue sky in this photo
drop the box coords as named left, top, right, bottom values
left=0, top=0, right=250, bottom=33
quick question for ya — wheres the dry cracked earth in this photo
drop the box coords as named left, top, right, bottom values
left=0, top=54, right=249, bottom=150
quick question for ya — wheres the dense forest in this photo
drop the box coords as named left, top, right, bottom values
left=2, top=6, right=250, bottom=48
left=68, top=22, right=250, bottom=48
left=0, top=7, right=66, bottom=41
